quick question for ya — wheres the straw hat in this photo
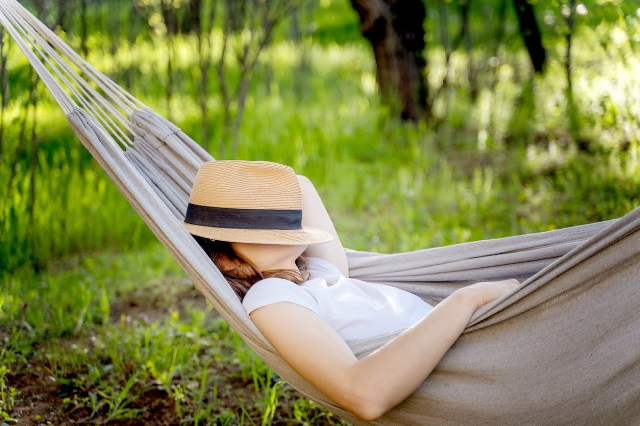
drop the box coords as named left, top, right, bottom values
left=182, top=160, right=333, bottom=245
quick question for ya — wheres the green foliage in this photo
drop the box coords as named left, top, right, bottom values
left=0, top=127, right=154, bottom=274
left=1, top=0, right=639, bottom=423
left=3, top=0, right=639, bottom=274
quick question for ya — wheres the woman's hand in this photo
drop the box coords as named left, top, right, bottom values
left=455, top=279, right=520, bottom=309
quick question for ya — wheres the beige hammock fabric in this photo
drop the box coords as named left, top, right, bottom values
left=2, top=1, right=639, bottom=424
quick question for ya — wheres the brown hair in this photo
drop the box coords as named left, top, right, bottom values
left=193, top=236, right=308, bottom=300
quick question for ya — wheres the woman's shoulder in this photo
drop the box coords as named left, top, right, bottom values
left=305, top=257, right=343, bottom=277
left=242, top=277, right=319, bottom=315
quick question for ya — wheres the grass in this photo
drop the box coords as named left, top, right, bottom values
left=1, top=1, right=640, bottom=423
left=2, top=245, right=348, bottom=424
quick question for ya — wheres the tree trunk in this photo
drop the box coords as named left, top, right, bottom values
left=512, top=0, right=546, bottom=73
left=79, top=0, right=88, bottom=57
left=0, top=29, right=8, bottom=161
left=490, top=0, right=508, bottom=91
left=350, top=0, right=428, bottom=122
left=216, top=0, right=298, bottom=158
left=564, top=0, right=579, bottom=134
left=564, top=0, right=575, bottom=97
left=460, top=0, right=478, bottom=100
left=192, top=0, right=215, bottom=152
left=56, top=0, right=68, bottom=31
left=161, top=1, right=178, bottom=121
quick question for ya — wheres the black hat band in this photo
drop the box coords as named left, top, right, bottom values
left=184, top=203, right=302, bottom=230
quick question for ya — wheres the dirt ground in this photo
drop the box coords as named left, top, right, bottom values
left=10, top=364, right=179, bottom=425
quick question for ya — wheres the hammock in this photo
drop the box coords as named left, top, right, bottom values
left=2, top=1, right=639, bottom=423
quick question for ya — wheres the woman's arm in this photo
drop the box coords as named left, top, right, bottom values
left=250, top=279, right=518, bottom=421
left=297, top=175, right=349, bottom=276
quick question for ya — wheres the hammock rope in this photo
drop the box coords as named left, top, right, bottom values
left=2, top=1, right=639, bottom=423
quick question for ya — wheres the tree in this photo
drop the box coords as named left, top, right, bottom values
left=513, top=0, right=546, bottom=73
left=350, top=0, right=547, bottom=122
left=216, top=0, right=302, bottom=158
left=350, top=0, right=428, bottom=122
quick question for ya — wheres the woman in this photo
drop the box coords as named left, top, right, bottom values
left=183, top=160, right=519, bottom=421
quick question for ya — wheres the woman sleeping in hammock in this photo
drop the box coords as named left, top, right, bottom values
left=182, top=160, right=519, bottom=421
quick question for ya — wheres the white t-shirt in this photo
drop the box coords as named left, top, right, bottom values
left=242, top=257, right=433, bottom=341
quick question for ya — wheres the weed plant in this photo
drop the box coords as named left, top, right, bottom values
left=1, top=1, right=639, bottom=423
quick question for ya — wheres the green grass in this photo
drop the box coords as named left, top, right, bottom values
left=1, top=2, right=640, bottom=423
left=1, top=244, right=348, bottom=424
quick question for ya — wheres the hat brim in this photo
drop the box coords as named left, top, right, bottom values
left=182, top=221, right=333, bottom=246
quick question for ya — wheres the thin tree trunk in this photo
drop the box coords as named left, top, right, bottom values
left=488, top=0, right=508, bottom=143
left=124, top=0, right=137, bottom=91
left=289, top=5, right=309, bottom=100
left=512, top=0, right=546, bottom=73
left=564, top=0, right=578, bottom=134
left=193, top=0, right=215, bottom=152
left=231, top=78, right=249, bottom=157
left=564, top=0, right=574, bottom=97
left=0, top=28, right=9, bottom=161
left=490, top=0, right=508, bottom=92
left=460, top=0, right=478, bottom=100
left=162, top=1, right=177, bottom=121
left=216, top=0, right=300, bottom=157
left=6, top=58, right=38, bottom=198
left=432, top=0, right=452, bottom=122
left=217, top=17, right=232, bottom=159
left=166, top=39, right=174, bottom=121
left=80, top=0, right=88, bottom=57
left=56, top=0, right=68, bottom=31
left=27, top=79, right=39, bottom=271
left=28, top=88, right=38, bottom=227
left=108, top=0, right=120, bottom=56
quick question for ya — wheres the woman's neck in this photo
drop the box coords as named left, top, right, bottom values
left=231, top=242, right=306, bottom=273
